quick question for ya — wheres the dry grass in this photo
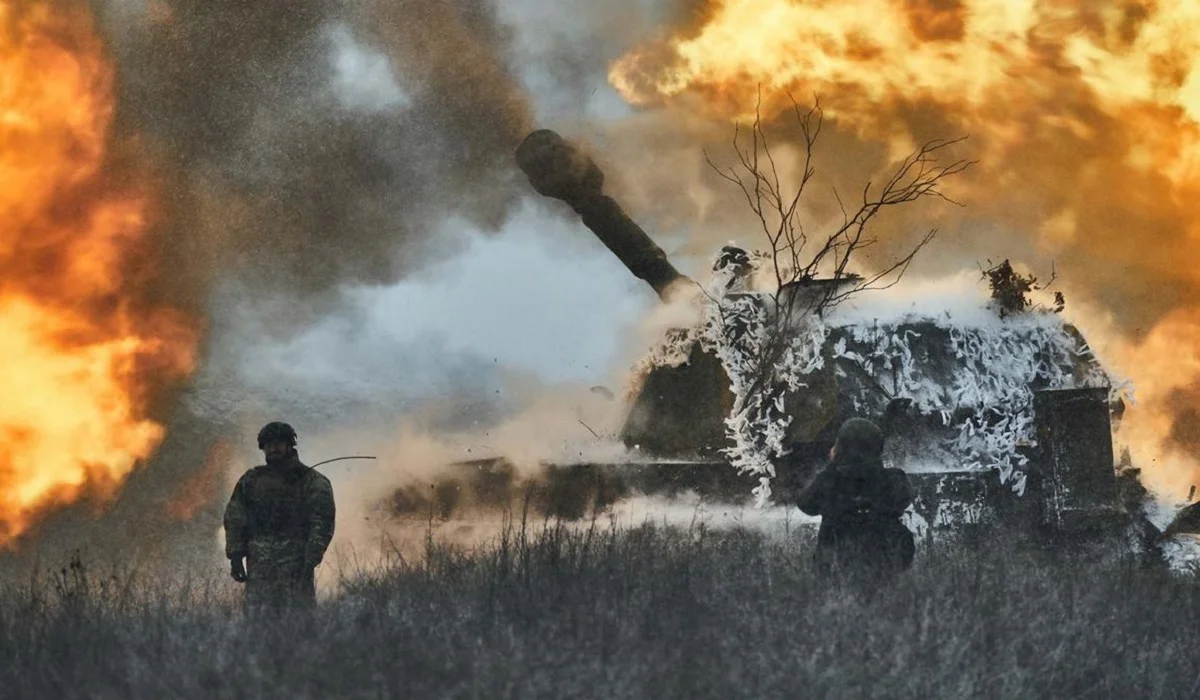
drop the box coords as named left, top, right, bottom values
left=2, top=517, right=1198, bottom=699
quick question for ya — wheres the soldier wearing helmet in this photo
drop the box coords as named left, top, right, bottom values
left=223, top=422, right=336, bottom=613
left=796, top=417, right=914, bottom=584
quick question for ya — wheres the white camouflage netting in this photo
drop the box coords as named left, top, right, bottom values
left=640, top=268, right=1120, bottom=505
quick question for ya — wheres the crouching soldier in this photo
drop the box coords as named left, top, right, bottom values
left=797, top=418, right=914, bottom=585
left=223, top=422, right=336, bottom=614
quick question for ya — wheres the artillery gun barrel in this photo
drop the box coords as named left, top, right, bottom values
left=515, top=129, right=691, bottom=300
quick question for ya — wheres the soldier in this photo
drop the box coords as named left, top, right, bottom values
left=796, top=417, right=914, bottom=583
left=223, top=422, right=336, bottom=614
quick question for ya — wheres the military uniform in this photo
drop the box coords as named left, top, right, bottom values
left=224, top=455, right=335, bottom=613
left=796, top=418, right=914, bottom=583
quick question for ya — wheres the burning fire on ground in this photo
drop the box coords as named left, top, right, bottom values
left=0, top=1, right=196, bottom=544
left=610, top=0, right=1200, bottom=496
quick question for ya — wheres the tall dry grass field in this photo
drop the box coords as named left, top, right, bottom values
left=2, top=519, right=1198, bottom=699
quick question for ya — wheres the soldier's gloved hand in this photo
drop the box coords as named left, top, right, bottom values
left=230, top=555, right=248, bottom=583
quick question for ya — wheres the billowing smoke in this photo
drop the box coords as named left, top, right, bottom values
left=1167, top=388, right=1200, bottom=457
left=96, top=0, right=533, bottom=325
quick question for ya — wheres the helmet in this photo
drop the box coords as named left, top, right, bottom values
left=257, top=422, right=297, bottom=449
left=832, top=418, right=884, bottom=466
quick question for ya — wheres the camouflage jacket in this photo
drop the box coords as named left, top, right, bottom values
left=223, top=457, right=335, bottom=571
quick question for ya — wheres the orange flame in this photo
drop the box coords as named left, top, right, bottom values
left=612, top=2, right=1200, bottom=127
left=0, top=1, right=197, bottom=543
left=610, top=0, right=1200, bottom=496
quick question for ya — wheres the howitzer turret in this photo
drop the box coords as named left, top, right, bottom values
left=516, top=130, right=691, bottom=301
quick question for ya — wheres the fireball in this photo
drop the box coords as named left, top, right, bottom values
left=0, top=1, right=196, bottom=543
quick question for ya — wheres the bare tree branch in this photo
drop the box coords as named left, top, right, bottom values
left=703, top=93, right=974, bottom=471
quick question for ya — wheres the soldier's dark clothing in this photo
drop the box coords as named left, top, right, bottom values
left=224, top=456, right=335, bottom=613
left=796, top=459, right=914, bottom=581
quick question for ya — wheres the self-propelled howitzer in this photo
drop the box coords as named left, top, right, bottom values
left=398, top=129, right=1147, bottom=545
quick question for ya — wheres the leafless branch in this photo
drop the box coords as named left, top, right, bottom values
left=704, top=92, right=973, bottom=444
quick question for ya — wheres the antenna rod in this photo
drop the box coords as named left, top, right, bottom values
left=310, top=455, right=378, bottom=469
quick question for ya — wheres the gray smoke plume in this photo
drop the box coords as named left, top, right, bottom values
left=96, top=0, right=533, bottom=330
